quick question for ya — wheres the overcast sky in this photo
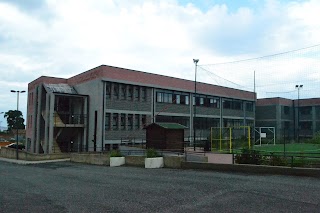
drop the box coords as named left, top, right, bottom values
left=0, top=0, right=320, bottom=128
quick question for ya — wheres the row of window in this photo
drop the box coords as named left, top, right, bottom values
left=105, top=113, right=147, bottom=131
left=156, top=90, right=254, bottom=111
left=106, top=82, right=147, bottom=101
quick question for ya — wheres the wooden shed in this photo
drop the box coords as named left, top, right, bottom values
left=145, top=122, right=187, bottom=152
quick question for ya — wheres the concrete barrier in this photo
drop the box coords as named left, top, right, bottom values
left=70, top=153, right=110, bottom=165
left=125, top=156, right=145, bottom=167
left=181, top=162, right=320, bottom=178
left=164, top=156, right=184, bottom=169
left=0, top=147, right=70, bottom=161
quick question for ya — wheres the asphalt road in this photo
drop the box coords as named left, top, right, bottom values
left=0, top=161, right=319, bottom=213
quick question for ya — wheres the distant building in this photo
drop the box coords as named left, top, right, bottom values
left=256, top=97, right=320, bottom=141
left=26, top=65, right=256, bottom=154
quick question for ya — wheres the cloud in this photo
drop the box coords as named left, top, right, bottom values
left=0, top=0, right=320, bottom=124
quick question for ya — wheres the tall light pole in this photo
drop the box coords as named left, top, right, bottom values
left=11, top=90, right=25, bottom=160
left=193, top=59, right=199, bottom=151
left=295, top=85, right=303, bottom=143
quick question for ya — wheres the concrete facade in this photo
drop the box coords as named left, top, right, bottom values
left=26, top=65, right=256, bottom=154
left=256, top=97, right=320, bottom=141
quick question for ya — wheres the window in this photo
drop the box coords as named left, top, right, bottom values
left=113, top=83, right=119, bottom=99
left=141, top=87, right=146, bottom=101
left=246, top=102, right=253, bottom=112
left=106, top=82, right=111, bottom=99
left=134, top=114, right=140, bottom=130
left=300, top=106, right=312, bottom=115
left=120, top=84, right=126, bottom=100
left=134, top=86, right=140, bottom=101
left=284, top=106, right=290, bottom=115
left=174, top=94, right=180, bottom=104
left=209, top=97, right=219, bottom=108
left=157, top=92, right=163, bottom=102
left=105, top=113, right=111, bottom=130
left=142, top=115, right=147, bottom=127
left=120, top=114, right=126, bottom=130
left=223, top=100, right=232, bottom=109
left=112, top=114, right=118, bottom=130
left=200, top=97, right=204, bottom=106
left=128, top=85, right=133, bottom=100
left=128, top=114, right=133, bottom=130
left=233, top=100, right=242, bottom=110
left=163, top=93, right=172, bottom=103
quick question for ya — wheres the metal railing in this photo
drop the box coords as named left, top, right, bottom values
left=54, top=113, right=87, bottom=126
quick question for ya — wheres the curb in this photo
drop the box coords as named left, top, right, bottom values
left=0, top=157, right=70, bottom=165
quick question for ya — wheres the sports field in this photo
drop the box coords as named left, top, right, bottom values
left=253, top=143, right=320, bottom=155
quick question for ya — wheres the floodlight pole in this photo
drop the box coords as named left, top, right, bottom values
left=193, top=59, right=199, bottom=151
left=295, top=85, right=303, bottom=143
left=10, top=90, right=26, bottom=160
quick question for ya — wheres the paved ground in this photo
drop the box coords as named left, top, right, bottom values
left=0, top=161, right=319, bottom=213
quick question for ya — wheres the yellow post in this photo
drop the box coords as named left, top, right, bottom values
left=229, top=127, right=232, bottom=153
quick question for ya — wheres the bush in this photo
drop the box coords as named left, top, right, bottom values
left=235, top=148, right=262, bottom=164
left=110, top=149, right=123, bottom=157
left=146, top=148, right=161, bottom=158
left=305, top=131, right=320, bottom=144
left=269, top=155, right=288, bottom=166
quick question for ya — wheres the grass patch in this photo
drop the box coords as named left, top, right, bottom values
left=253, top=143, right=320, bottom=155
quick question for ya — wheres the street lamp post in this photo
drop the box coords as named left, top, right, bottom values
left=295, top=85, right=303, bottom=143
left=193, top=59, right=199, bottom=151
left=10, top=90, right=25, bottom=160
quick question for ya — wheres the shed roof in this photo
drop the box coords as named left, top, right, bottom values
left=145, top=122, right=187, bottom=129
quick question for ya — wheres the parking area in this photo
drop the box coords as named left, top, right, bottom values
left=0, top=161, right=319, bottom=212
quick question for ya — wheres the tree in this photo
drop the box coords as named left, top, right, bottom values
left=4, top=110, right=25, bottom=132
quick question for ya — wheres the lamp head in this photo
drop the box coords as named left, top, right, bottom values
left=10, top=90, right=16, bottom=93
left=193, top=59, right=199, bottom=64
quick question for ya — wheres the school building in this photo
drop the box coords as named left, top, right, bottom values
left=26, top=65, right=256, bottom=154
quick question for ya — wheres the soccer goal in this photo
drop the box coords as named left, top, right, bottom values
left=254, top=127, right=276, bottom=146
left=210, top=126, right=251, bottom=153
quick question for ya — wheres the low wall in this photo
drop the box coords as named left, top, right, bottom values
left=181, top=162, right=320, bottom=178
left=125, top=156, right=145, bottom=167
left=164, top=156, right=184, bottom=169
left=71, top=153, right=110, bottom=165
left=0, top=147, right=70, bottom=161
